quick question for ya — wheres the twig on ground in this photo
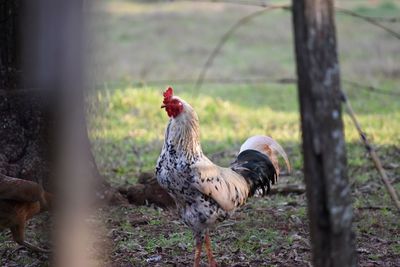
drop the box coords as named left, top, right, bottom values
left=341, top=90, right=400, bottom=213
left=357, top=206, right=392, bottom=210
left=269, top=184, right=305, bottom=195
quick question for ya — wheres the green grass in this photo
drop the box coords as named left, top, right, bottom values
left=88, top=3, right=400, bottom=264
left=2, top=1, right=399, bottom=266
left=90, top=0, right=400, bottom=188
left=89, top=83, right=400, bottom=187
left=353, top=0, right=400, bottom=17
left=89, top=1, right=400, bottom=265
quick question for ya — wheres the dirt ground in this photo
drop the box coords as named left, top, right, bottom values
left=1, top=0, right=399, bottom=266
left=1, top=197, right=399, bottom=266
left=1, top=147, right=399, bottom=266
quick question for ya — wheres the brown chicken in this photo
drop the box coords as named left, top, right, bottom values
left=0, top=175, right=52, bottom=253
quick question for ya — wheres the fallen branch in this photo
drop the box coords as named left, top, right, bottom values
left=122, top=173, right=306, bottom=208
left=341, top=90, right=400, bottom=213
left=356, top=205, right=392, bottom=211
left=269, top=184, right=306, bottom=195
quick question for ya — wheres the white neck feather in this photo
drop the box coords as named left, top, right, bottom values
left=165, top=101, right=203, bottom=159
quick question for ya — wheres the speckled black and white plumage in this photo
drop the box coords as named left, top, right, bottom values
left=156, top=95, right=289, bottom=241
left=156, top=140, right=230, bottom=237
left=156, top=101, right=229, bottom=238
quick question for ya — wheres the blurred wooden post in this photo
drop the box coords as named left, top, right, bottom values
left=22, top=0, right=97, bottom=266
left=291, top=0, right=356, bottom=266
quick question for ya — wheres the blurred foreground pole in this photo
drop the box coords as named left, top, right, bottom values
left=291, top=1, right=356, bottom=266
left=23, top=0, right=97, bottom=266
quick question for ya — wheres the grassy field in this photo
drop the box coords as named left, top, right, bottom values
left=1, top=0, right=400, bottom=266
left=88, top=83, right=399, bottom=267
left=89, top=1, right=400, bottom=265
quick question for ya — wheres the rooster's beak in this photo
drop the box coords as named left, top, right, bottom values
left=161, top=105, right=166, bottom=108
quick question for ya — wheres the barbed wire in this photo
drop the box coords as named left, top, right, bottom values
left=362, top=16, right=400, bottom=23
left=194, top=3, right=291, bottom=90
left=183, top=0, right=400, bottom=40
left=341, top=89, right=400, bottom=213
left=96, top=78, right=399, bottom=97
left=342, top=80, right=400, bottom=97
left=184, top=0, right=273, bottom=8
left=335, top=7, right=400, bottom=40
left=188, top=0, right=400, bottom=211
left=189, top=0, right=400, bottom=93
left=133, top=77, right=296, bottom=86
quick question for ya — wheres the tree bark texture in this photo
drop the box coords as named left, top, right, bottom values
left=0, top=0, right=121, bottom=203
left=0, top=0, right=20, bottom=89
left=0, top=0, right=54, bottom=189
left=0, top=90, right=54, bottom=189
left=292, top=0, right=357, bottom=266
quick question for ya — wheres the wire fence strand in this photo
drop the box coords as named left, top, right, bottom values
left=194, top=3, right=291, bottom=90
left=341, top=89, right=400, bottom=213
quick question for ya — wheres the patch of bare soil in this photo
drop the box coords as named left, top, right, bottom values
left=0, top=193, right=399, bottom=266
left=1, top=144, right=399, bottom=266
left=101, top=193, right=399, bottom=266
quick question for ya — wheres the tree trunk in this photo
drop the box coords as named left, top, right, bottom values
left=0, top=0, right=53, bottom=189
left=0, top=0, right=124, bottom=204
left=0, top=0, right=20, bottom=90
left=291, top=1, right=356, bottom=266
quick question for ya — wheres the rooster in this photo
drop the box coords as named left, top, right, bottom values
left=156, top=87, right=290, bottom=267
left=0, top=175, right=52, bottom=253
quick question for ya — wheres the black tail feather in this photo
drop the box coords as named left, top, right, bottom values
left=230, top=149, right=277, bottom=196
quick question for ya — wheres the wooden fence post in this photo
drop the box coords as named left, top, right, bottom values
left=291, top=0, right=357, bottom=266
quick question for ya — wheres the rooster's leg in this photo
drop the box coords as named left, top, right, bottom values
left=205, top=232, right=217, bottom=267
left=193, top=236, right=203, bottom=267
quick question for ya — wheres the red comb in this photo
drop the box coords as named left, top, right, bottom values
left=163, top=87, right=173, bottom=103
